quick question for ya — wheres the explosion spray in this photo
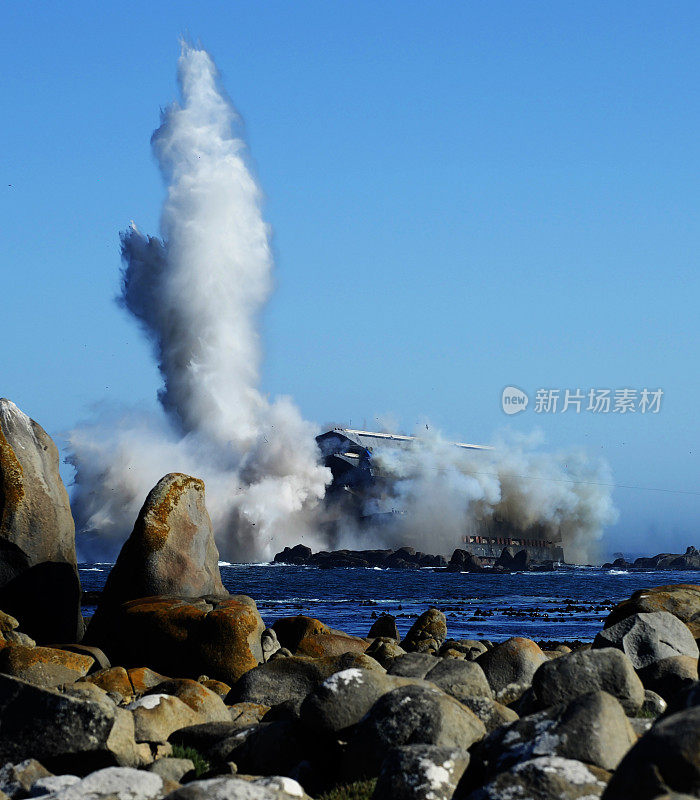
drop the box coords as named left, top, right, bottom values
left=69, top=43, right=616, bottom=564
left=69, top=43, right=331, bottom=561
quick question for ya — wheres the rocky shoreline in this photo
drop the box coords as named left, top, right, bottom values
left=274, top=543, right=700, bottom=573
left=1, top=398, right=700, bottom=799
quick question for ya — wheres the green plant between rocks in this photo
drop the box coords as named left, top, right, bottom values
left=317, top=779, right=377, bottom=800
left=170, top=744, right=211, bottom=777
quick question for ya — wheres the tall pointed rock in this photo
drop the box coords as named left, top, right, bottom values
left=0, top=398, right=81, bottom=642
left=96, top=472, right=226, bottom=605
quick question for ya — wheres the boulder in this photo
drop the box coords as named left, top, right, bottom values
left=388, top=652, right=440, bottom=679
left=0, top=673, right=150, bottom=773
left=127, top=667, right=171, bottom=694
left=0, top=399, right=81, bottom=643
left=602, top=706, right=700, bottom=799
left=30, top=774, right=81, bottom=796
left=36, top=767, right=170, bottom=800
left=641, top=689, right=667, bottom=716
left=200, top=678, right=231, bottom=698
left=127, top=694, right=201, bottom=743
left=422, top=658, right=492, bottom=702
left=300, top=668, right=428, bottom=733
left=228, top=702, right=270, bottom=728
left=344, top=684, right=485, bottom=779
left=84, top=667, right=135, bottom=703
left=261, top=628, right=280, bottom=662
left=85, top=595, right=265, bottom=685
left=93, top=473, right=225, bottom=608
left=147, top=758, right=195, bottom=784
left=146, top=679, right=230, bottom=722
left=368, top=614, right=399, bottom=641
left=458, top=697, right=519, bottom=733
left=446, top=550, right=483, bottom=572
left=638, top=656, right=699, bottom=701
left=271, top=615, right=368, bottom=658
left=593, top=611, right=699, bottom=668
left=374, top=744, right=470, bottom=800
left=161, top=775, right=311, bottom=799
left=532, top=648, right=645, bottom=715
left=473, top=691, right=636, bottom=777
left=226, top=653, right=380, bottom=716
left=475, top=637, right=547, bottom=695
left=461, top=756, right=609, bottom=800
left=402, top=608, right=447, bottom=653
left=365, top=637, right=406, bottom=667
left=169, top=721, right=251, bottom=753
left=0, top=644, right=94, bottom=688
left=604, top=584, right=700, bottom=640
left=439, top=639, right=488, bottom=660
left=0, top=760, right=52, bottom=799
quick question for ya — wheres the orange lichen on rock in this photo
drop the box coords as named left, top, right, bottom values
left=137, top=473, right=204, bottom=553
left=273, top=614, right=369, bottom=659
left=0, top=424, right=25, bottom=528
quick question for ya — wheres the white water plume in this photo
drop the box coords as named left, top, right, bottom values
left=68, top=43, right=331, bottom=561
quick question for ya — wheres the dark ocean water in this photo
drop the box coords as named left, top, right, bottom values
left=79, top=562, right=700, bottom=641
left=78, top=563, right=699, bottom=643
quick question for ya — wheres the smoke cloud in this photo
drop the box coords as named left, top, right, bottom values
left=334, top=430, right=617, bottom=564
left=68, top=43, right=331, bottom=561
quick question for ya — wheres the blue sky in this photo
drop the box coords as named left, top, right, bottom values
left=2, top=1, right=699, bottom=558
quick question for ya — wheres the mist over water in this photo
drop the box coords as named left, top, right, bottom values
left=68, top=43, right=616, bottom=565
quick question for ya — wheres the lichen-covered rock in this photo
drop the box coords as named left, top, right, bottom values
left=532, top=648, right=645, bottom=715
left=0, top=644, right=94, bottom=688
left=374, top=744, right=470, bottom=800
left=365, top=637, right=406, bottom=668
left=593, top=611, right=699, bottom=668
left=85, top=595, right=265, bottom=685
left=84, top=667, right=135, bottom=702
left=127, top=667, right=171, bottom=694
left=402, top=608, right=448, bottom=653
left=344, top=684, right=485, bottom=779
left=462, top=756, right=610, bottom=800
left=272, top=615, right=368, bottom=658
left=146, top=679, right=230, bottom=722
left=458, top=697, right=519, bottom=733
left=42, top=767, right=170, bottom=800
left=604, top=585, right=700, bottom=641
left=127, top=694, right=201, bottom=743
left=473, top=691, right=635, bottom=778
left=0, top=673, right=150, bottom=773
left=162, top=775, right=312, bottom=799
left=0, top=399, right=81, bottom=643
left=602, top=706, right=700, bottom=799
left=476, top=637, right=547, bottom=695
left=94, top=473, right=225, bottom=607
left=226, top=652, right=381, bottom=716
left=300, top=668, right=429, bottom=733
